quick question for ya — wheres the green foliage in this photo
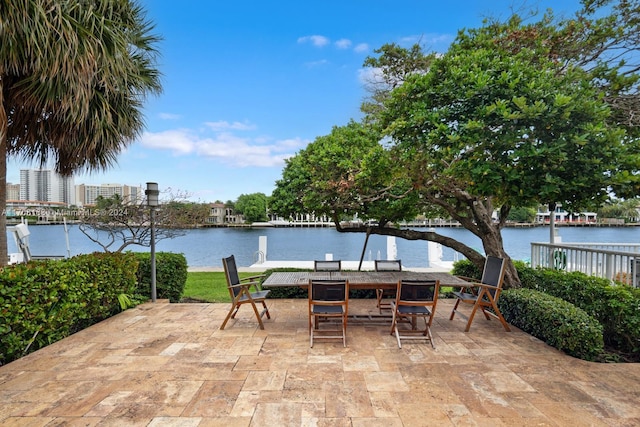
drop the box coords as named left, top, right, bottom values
left=272, top=4, right=640, bottom=277
left=381, top=18, right=624, bottom=213
left=0, top=253, right=138, bottom=365
left=453, top=258, right=640, bottom=359
left=507, top=206, right=537, bottom=223
left=597, top=198, right=640, bottom=222
left=499, top=288, right=604, bottom=361
left=517, top=265, right=640, bottom=355
left=235, top=193, right=269, bottom=223
left=450, top=259, right=482, bottom=280
left=134, top=252, right=187, bottom=303
left=0, top=0, right=162, bottom=262
left=162, top=201, right=211, bottom=227
left=271, top=120, right=421, bottom=225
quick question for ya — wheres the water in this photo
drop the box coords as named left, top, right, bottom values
left=8, top=224, right=640, bottom=268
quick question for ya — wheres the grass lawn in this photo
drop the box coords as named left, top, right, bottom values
left=183, top=271, right=265, bottom=302
left=183, top=271, right=457, bottom=303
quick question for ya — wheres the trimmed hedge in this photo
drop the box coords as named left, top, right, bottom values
left=518, top=266, right=640, bottom=355
left=498, top=288, right=604, bottom=361
left=452, top=258, right=640, bottom=359
left=134, top=252, right=188, bottom=303
left=0, top=252, right=139, bottom=365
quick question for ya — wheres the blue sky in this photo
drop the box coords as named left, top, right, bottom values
left=8, top=0, right=584, bottom=203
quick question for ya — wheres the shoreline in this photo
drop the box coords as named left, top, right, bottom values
left=187, top=260, right=454, bottom=273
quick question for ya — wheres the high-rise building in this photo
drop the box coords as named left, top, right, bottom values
left=76, top=183, right=143, bottom=206
left=19, top=169, right=76, bottom=205
left=6, top=183, right=20, bottom=201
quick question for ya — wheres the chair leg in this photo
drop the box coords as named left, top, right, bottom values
left=342, top=315, right=347, bottom=347
left=220, top=303, right=238, bottom=330
left=262, top=301, right=271, bottom=319
left=392, top=317, right=402, bottom=349
left=463, top=299, right=483, bottom=332
left=248, top=299, right=266, bottom=330
left=230, top=305, right=240, bottom=319
left=425, top=325, right=435, bottom=349
left=449, top=298, right=461, bottom=320
left=487, top=303, right=511, bottom=332
left=389, top=307, right=402, bottom=348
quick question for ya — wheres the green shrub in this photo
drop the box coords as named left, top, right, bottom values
left=451, top=259, right=481, bottom=279
left=0, top=252, right=138, bottom=365
left=499, top=288, right=604, bottom=361
left=134, top=252, right=187, bottom=303
left=517, top=265, right=640, bottom=355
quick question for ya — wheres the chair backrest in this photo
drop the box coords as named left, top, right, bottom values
left=314, top=260, right=342, bottom=272
left=480, top=256, right=507, bottom=298
left=397, top=279, right=439, bottom=304
left=375, top=259, right=402, bottom=272
left=309, top=279, right=349, bottom=303
left=222, top=255, right=241, bottom=298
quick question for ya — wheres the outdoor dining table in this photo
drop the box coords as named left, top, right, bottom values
left=262, top=271, right=471, bottom=322
left=262, top=270, right=471, bottom=290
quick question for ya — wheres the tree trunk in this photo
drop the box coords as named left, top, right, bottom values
left=478, top=227, right=519, bottom=288
left=336, top=220, right=521, bottom=287
left=0, top=81, right=8, bottom=266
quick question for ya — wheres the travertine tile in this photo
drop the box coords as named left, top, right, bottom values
left=1, top=299, right=638, bottom=426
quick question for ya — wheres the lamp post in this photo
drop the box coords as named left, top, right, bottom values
left=146, top=182, right=159, bottom=302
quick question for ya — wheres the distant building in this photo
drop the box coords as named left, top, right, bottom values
left=7, top=169, right=142, bottom=209
left=207, top=203, right=226, bottom=224
left=206, top=203, right=244, bottom=224
left=19, top=169, right=76, bottom=206
left=76, top=183, right=143, bottom=206
left=6, top=183, right=19, bottom=201
left=535, top=205, right=597, bottom=223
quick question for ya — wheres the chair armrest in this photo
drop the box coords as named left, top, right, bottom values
left=453, top=276, right=481, bottom=293
left=240, top=274, right=266, bottom=290
left=476, top=283, right=500, bottom=294
left=238, top=279, right=264, bottom=291
left=455, top=276, right=482, bottom=285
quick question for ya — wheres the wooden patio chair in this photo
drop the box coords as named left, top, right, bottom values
left=219, top=255, right=271, bottom=330
left=448, top=255, right=511, bottom=332
left=308, top=279, right=349, bottom=347
left=374, top=259, right=402, bottom=313
left=390, top=279, right=439, bottom=348
left=314, top=260, right=342, bottom=272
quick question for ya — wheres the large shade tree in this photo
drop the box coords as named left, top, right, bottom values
left=0, top=0, right=161, bottom=264
left=271, top=0, right=640, bottom=286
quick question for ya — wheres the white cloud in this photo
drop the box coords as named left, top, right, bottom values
left=297, top=35, right=330, bottom=47
left=204, top=120, right=256, bottom=131
left=354, top=43, right=369, bottom=53
left=158, top=112, right=182, bottom=120
left=304, top=59, right=329, bottom=68
left=140, top=129, right=196, bottom=154
left=335, top=38, right=352, bottom=49
left=357, top=67, right=384, bottom=85
left=140, top=127, right=308, bottom=168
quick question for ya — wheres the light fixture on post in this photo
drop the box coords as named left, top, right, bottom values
left=145, top=182, right=160, bottom=302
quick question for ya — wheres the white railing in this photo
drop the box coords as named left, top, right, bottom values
left=530, top=242, right=640, bottom=287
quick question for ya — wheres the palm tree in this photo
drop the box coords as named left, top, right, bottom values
left=0, top=0, right=162, bottom=264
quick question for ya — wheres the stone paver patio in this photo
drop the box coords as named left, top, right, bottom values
left=1, top=298, right=639, bottom=426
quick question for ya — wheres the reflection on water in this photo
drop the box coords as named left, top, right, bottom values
left=8, top=224, right=640, bottom=268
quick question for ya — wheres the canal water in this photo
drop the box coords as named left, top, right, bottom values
left=8, top=224, right=640, bottom=268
